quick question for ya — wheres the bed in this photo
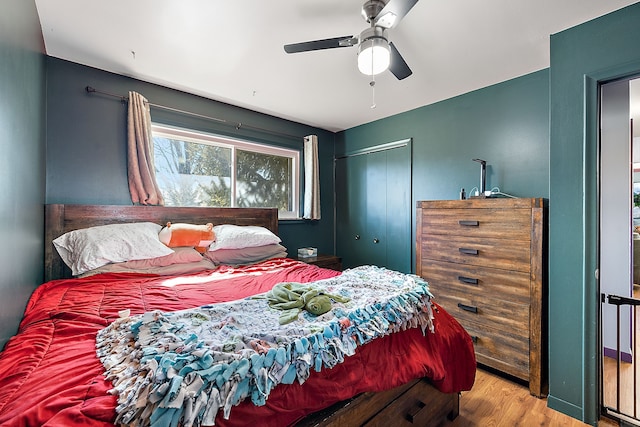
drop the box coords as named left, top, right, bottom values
left=0, top=204, right=475, bottom=427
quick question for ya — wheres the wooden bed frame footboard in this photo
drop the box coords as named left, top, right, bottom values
left=298, top=378, right=459, bottom=426
left=43, top=203, right=461, bottom=426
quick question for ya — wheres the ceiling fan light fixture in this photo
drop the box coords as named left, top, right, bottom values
left=357, top=29, right=390, bottom=76
left=284, top=0, right=417, bottom=80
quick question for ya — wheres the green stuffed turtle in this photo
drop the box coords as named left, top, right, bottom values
left=263, top=282, right=350, bottom=325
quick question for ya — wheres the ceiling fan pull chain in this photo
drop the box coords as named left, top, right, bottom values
left=370, top=78, right=377, bottom=109
left=369, top=47, right=377, bottom=108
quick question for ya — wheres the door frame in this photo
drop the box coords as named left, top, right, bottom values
left=587, top=61, right=640, bottom=423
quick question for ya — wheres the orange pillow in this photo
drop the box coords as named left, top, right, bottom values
left=159, top=222, right=215, bottom=253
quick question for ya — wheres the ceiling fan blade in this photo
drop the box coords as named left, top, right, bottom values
left=374, top=0, right=419, bottom=29
left=284, top=36, right=357, bottom=54
left=388, top=42, right=412, bottom=80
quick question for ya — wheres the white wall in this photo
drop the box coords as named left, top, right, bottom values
left=600, top=78, right=633, bottom=358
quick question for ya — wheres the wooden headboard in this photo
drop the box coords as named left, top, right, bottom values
left=44, top=204, right=279, bottom=282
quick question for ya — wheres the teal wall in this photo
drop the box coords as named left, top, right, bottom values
left=45, top=58, right=336, bottom=256
left=0, top=0, right=46, bottom=349
left=4, top=2, right=639, bottom=422
left=336, top=69, right=550, bottom=271
left=549, top=3, right=640, bottom=424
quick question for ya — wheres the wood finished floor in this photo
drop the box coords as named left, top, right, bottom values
left=603, top=355, right=638, bottom=422
left=448, top=368, right=618, bottom=427
left=602, top=285, right=639, bottom=420
left=448, top=286, right=639, bottom=426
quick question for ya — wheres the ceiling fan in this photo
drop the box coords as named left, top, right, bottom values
left=284, top=0, right=418, bottom=80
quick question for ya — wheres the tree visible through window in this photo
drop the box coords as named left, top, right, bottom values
left=152, top=124, right=299, bottom=218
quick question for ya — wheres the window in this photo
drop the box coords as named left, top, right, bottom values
left=152, top=124, right=300, bottom=218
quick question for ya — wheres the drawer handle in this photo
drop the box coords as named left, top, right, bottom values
left=458, top=220, right=479, bottom=227
left=458, top=275, right=478, bottom=285
left=405, top=400, right=427, bottom=424
left=458, top=247, right=479, bottom=255
left=458, top=303, right=478, bottom=313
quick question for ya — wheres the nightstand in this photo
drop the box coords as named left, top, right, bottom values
left=295, top=254, right=342, bottom=271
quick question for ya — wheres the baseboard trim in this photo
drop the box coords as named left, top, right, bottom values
left=547, top=395, right=585, bottom=424
left=603, top=346, right=633, bottom=363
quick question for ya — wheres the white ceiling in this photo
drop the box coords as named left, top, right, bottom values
left=35, top=0, right=638, bottom=132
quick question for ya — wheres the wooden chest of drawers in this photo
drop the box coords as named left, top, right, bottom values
left=416, top=198, right=547, bottom=397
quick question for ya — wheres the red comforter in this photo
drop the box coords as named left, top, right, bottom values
left=0, top=259, right=475, bottom=427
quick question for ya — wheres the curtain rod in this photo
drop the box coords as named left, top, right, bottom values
left=85, top=86, right=303, bottom=140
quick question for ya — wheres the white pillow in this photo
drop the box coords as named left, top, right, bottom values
left=204, top=243, right=287, bottom=265
left=53, top=222, right=174, bottom=276
left=208, top=225, right=281, bottom=251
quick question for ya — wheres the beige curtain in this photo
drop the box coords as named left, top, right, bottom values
left=127, top=91, right=163, bottom=205
left=303, top=135, right=321, bottom=220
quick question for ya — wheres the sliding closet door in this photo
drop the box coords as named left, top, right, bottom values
left=384, top=143, right=411, bottom=272
left=335, top=153, right=369, bottom=268
left=364, top=148, right=388, bottom=267
left=335, top=140, right=411, bottom=273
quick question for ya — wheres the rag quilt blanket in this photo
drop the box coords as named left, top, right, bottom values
left=96, top=266, right=434, bottom=427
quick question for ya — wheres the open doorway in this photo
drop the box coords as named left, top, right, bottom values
left=600, top=76, right=640, bottom=424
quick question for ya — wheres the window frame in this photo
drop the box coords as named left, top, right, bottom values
left=151, top=123, right=300, bottom=219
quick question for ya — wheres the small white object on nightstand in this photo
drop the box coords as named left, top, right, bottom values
left=297, top=247, right=317, bottom=258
